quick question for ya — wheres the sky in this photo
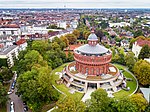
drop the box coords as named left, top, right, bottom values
left=0, top=0, right=150, bottom=8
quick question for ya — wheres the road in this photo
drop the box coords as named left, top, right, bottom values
left=7, top=88, right=24, bottom=112
left=7, top=74, right=32, bottom=112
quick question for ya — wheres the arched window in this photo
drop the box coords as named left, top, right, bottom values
left=86, top=68, right=88, bottom=74
left=91, top=68, right=94, bottom=75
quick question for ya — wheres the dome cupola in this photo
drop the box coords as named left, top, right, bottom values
left=87, top=30, right=98, bottom=46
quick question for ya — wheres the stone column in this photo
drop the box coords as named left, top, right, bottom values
left=84, top=82, right=88, bottom=92
left=97, top=83, right=100, bottom=89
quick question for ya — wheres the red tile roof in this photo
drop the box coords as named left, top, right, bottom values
left=136, top=39, right=150, bottom=47
left=16, top=39, right=26, bottom=45
left=64, top=44, right=81, bottom=51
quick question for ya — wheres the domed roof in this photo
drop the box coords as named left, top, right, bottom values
left=75, top=44, right=108, bottom=55
left=87, top=33, right=98, bottom=41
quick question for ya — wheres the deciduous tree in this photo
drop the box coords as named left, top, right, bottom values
left=130, top=93, right=148, bottom=112
left=86, top=88, right=113, bottom=112
left=0, top=82, right=8, bottom=107
left=133, top=60, right=150, bottom=86
left=65, top=34, right=77, bottom=45
left=138, top=44, right=150, bottom=59
left=72, top=29, right=80, bottom=38
left=56, top=96, right=86, bottom=112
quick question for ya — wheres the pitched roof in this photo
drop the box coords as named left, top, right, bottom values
left=136, top=39, right=150, bottom=47
left=16, top=39, right=26, bottom=45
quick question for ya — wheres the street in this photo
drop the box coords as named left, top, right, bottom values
left=7, top=73, right=31, bottom=112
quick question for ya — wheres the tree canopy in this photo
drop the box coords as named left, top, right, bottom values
left=65, top=34, right=77, bottom=45
left=0, top=82, right=8, bottom=107
left=125, top=52, right=137, bottom=71
left=86, top=88, right=113, bottom=112
left=56, top=96, right=86, bottom=112
left=130, top=93, right=148, bottom=112
left=138, top=44, right=150, bottom=59
left=133, top=60, right=150, bottom=86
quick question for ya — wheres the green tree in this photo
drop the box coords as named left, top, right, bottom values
left=51, top=42, right=61, bottom=51
left=138, top=45, right=150, bottom=59
left=133, top=60, right=150, bottom=86
left=111, top=47, right=125, bottom=65
left=0, top=66, right=13, bottom=81
left=86, top=88, right=113, bottom=112
left=56, top=96, right=86, bottom=112
left=65, top=34, right=77, bottom=45
left=60, top=36, right=69, bottom=47
left=125, top=52, right=137, bottom=71
left=84, top=31, right=91, bottom=40
left=95, top=29, right=104, bottom=42
left=0, top=82, right=8, bottom=107
left=134, top=30, right=144, bottom=38
left=99, top=21, right=109, bottom=29
left=52, top=37, right=66, bottom=50
left=113, top=97, right=138, bottom=112
left=17, top=66, right=59, bottom=112
left=24, top=50, right=47, bottom=70
left=130, top=93, right=148, bottom=112
left=72, top=29, right=80, bottom=39
left=67, top=51, right=74, bottom=62
left=32, top=40, right=48, bottom=55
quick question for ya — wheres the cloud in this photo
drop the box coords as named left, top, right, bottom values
left=0, top=0, right=149, bottom=8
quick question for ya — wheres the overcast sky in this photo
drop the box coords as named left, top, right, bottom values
left=0, top=0, right=150, bottom=8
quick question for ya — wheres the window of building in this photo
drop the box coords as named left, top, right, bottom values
left=3, top=31, right=6, bottom=35
left=11, top=30, right=14, bottom=35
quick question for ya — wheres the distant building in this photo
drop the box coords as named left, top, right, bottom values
left=109, top=22, right=130, bottom=28
left=132, top=39, right=150, bottom=57
left=121, top=39, right=129, bottom=48
left=0, top=24, right=21, bottom=36
left=57, top=21, right=67, bottom=29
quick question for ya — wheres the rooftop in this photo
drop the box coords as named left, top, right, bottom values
left=75, top=44, right=108, bottom=55
left=136, top=38, right=150, bottom=47
left=0, top=45, right=18, bottom=55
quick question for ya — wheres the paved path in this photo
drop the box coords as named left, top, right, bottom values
left=82, top=87, right=96, bottom=102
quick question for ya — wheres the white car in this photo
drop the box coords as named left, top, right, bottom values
left=7, top=90, right=13, bottom=95
left=10, top=101, right=15, bottom=112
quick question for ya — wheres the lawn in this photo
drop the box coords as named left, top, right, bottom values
left=113, top=64, right=138, bottom=99
left=50, top=63, right=84, bottom=99
left=50, top=63, right=138, bottom=101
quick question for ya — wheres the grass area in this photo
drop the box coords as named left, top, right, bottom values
left=42, top=63, right=84, bottom=112
left=49, top=63, right=138, bottom=104
left=51, top=63, right=84, bottom=99
left=113, top=64, right=138, bottom=99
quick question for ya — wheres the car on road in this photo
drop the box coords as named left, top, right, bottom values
left=23, top=101, right=28, bottom=112
left=11, top=80, right=16, bottom=89
left=24, top=106, right=28, bottom=112
left=7, top=90, right=13, bottom=95
left=10, top=101, right=15, bottom=112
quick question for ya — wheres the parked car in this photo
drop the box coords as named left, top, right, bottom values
left=10, top=101, right=15, bottom=112
left=7, top=90, right=13, bottom=95
left=24, top=106, right=28, bottom=112
left=11, top=80, right=16, bottom=89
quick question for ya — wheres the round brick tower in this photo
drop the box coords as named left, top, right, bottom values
left=74, top=31, right=112, bottom=76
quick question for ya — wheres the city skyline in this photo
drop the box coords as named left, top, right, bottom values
left=0, top=0, right=150, bottom=8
